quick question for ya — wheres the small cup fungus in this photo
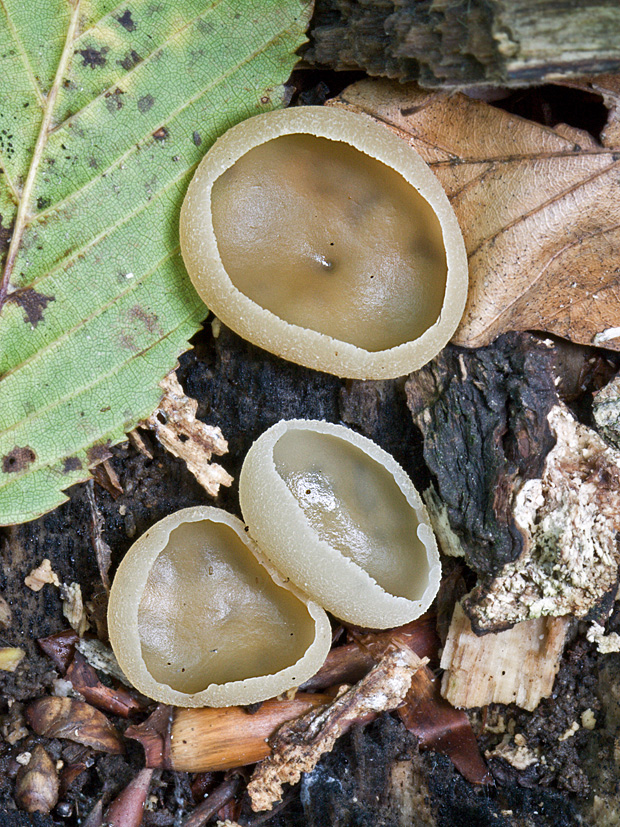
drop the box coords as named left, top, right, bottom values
left=180, top=107, right=468, bottom=379
left=107, top=507, right=331, bottom=708
left=239, top=420, right=441, bottom=629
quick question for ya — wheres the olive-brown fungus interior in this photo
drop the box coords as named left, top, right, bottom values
left=272, top=429, right=430, bottom=601
left=137, top=518, right=317, bottom=695
left=211, top=134, right=447, bottom=352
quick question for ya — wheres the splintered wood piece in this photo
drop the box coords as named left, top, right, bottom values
left=145, top=372, right=233, bottom=497
left=126, top=695, right=331, bottom=772
left=440, top=603, right=570, bottom=711
left=247, top=646, right=427, bottom=812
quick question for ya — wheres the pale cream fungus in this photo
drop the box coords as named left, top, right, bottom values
left=180, top=106, right=468, bottom=379
left=138, top=519, right=317, bottom=694
left=211, top=134, right=447, bottom=352
left=272, top=429, right=429, bottom=601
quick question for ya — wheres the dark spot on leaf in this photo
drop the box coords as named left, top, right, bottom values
left=118, top=50, right=141, bottom=71
left=3, top=446, right=36, bottom=474
left=78, top=46, right=109, bottom=69
left=129, top=305, right=163, bottom=336
left=260, top=95, right=270, bottom=105
left=119, top=333, right=138, bottom=351
left=62, top=457, right=83, bottom=474
left=7, top=288, right=55, bottom=327
left=88, top=157, right=99, bottom=168
left=36, top=197, right=51, bottom=210
left=0, top=213, right=13, bottom=258
left=192, top=131, right=202, bottom=146
left=105, top=88, right=125, bottom=113
left=87, top=442, right=113, bottom=467
left=152, top=126, right=168, bottom=142
left=116, top=10, right=136, bottom=31
left=137, top=94, right=155, bottom=113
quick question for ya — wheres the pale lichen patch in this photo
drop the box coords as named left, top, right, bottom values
left=466, top=403, right=620, bottom=631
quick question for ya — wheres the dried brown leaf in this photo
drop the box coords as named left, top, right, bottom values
left=26, top=697, right=124, bottom=754
left=145, top=372, right=233, bottom=496
left=38, top=629, right=79, bottom=673
left=247, top=646, right=427, bottom=812
left=330, top=79, right=620, bottom=351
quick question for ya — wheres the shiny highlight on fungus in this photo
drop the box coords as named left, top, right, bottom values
left=180, top=107, right=468, bottom=379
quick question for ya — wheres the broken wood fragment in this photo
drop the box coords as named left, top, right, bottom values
left=26, top=697, right=124, bottom=754
left=145, top=372, right=233, bottom=497
left=247, top=646, right=427, bottom=812
left=126, top=695, right=331, bottom=772
left=65, top=652, right=144, bottom=718
left=440, top=603, right=570, bottom=711
left=0, top=646, right=25, bottom=672
left=25, top=559, right=60, bottom=591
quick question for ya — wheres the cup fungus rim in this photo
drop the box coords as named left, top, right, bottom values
left=180, top=106, right=469, bottom=380
left=107, top=505, right=331, bottom=708
left=239, top=419, right=442, bottom=628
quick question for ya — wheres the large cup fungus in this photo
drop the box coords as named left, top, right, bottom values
left=107, top=507, right=331, bottom=708
left=180, top=107, right=468, bottom=379
left=239, top=420, right=441, bottom=628
left=108, top=423, right=441, bottom=706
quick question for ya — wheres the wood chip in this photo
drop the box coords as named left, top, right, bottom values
left=465, top=403, right=620, bottom=631
left=0, top=594, right=12, bottom=628
left=0, top=647, right=25, bottom=672
left=25, top=559, right=60, bottom=592
left=247, top=646, right=427, bottom=812
left=60, top=583, right=90, bottom=637
left=86, top=481, right=112, bottom=592
left=440, top=603, right=570, bottom=711
left=144, top=371, right=233, bottom=496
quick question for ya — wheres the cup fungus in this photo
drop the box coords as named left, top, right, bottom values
left=107, top=507, right=331, bottom=708
left=180, top=107, right=468, bottom=379
left=239, top=420, right=441, bottom=629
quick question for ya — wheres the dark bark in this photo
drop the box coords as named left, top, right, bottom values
left=306, top=0, right=620, bottom=88
left=405, top=332, right=559, bottom=578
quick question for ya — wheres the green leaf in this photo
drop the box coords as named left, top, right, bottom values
left=0, top=0, right=312, bottom=524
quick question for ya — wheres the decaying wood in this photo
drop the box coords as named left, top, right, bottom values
left=145, top=371, right=233, bottom=496
left=126, top=695, right=331, bottom=772
left=465, top=403, right=620, bottom=632
left=26, top=697, right=124, bottom=754
left=247, top=647, right=427, bottom=812
left=594, top=373, right=620, bottom=449
left=440, top=603, right=570, bottom=711
left=308, top=0, right=620, bottom=87
left=406, top=333, right=558, bottom=577
left=329, top=78, right=620, bottom=352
